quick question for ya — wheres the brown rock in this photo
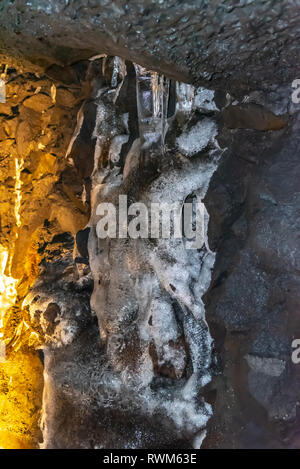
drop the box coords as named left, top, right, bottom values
left=45, top=64, right=80, bottom=85
left=43, top=303, right=60, bottom=335
left=149, top=337, right=187, bottom=379
left=0, top=103, right=11, bottom=115
left=23, top=93, right=52, bottom=112
left=55, top=88, right=77, bottom=108
left=16, top=120, right=38, bottom=157
left=222, top=103, right=287, bottom=131
left=0, top=139, right=14, bottom=156
left=3, top=118, right=18, bottom=137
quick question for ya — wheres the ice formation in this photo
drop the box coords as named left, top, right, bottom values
left=41, top=56, right=224, bottom=447
left=134, top=64, right=169, bottom=160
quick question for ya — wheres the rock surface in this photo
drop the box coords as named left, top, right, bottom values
left=0, top=1, right=299, bottom=95
left=204, top=88, right=300, bottom=448
left=0, top=61, right=91, bottom=448
left=0, top=0, right=299, bottom=451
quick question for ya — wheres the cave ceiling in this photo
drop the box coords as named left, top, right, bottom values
left=0, top=0, right=299, bottom=94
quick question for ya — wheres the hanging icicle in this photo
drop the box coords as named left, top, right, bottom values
left=134, top=64, right=169, bottom=163
left=176, top=82, right=195, bottom=114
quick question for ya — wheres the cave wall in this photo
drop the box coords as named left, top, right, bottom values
left=0, top=61, right=91, bottom=448
left=204, top=87, right=300, bottom=448
left=0, top=0, right=299, bottom=450
left=24, top=60, right=300, bottom=450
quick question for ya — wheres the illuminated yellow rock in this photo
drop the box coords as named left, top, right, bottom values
left=0, top=63, right=85, bottom=450
left=0, top=350, right=43, bottom=449
left=0, top=245, right=43, bottom=449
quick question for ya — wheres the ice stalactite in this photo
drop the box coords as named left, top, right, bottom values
left=134, top=64, right=169, bottom=163
left=176, top=82, right=195, bottom=115
left=141, top=82, right=223, bottom=447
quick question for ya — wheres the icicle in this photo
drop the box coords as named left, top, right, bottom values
left=134, top=64, right=169, bottom=161
left=176, top=82, right=195, bottom=114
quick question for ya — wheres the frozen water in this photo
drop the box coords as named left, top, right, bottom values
left=88, top=59, right=224, bottom=444
left=176, top=82, right=195, bottom=114
left=176, top=118, right=218, bottom=156
left=194, top=87, right=219, bottom=112
left=43, top=58, right=225, bottom=447
left=134, top=64, right=169, bottom=157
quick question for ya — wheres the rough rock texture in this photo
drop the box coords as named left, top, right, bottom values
left=35, top=60, right=300, bottom=450
left=0, top=64, right=90, bottom=267
left=34, top=60, right=222, bottom=449
left=0, top=0, right=299, bottom=451
left=203, top=87, right=300, bottom=448
left=0, top=61, right=91, bottom=448
left=0, top=1, right=299, bottom=95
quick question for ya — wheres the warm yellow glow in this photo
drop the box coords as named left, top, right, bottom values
left=0, top=246, right=43, bottom=448
left=0, top=248, right=18, bottom=335
left=0, top=247, right=40, bottom=449
left=0, top=246, right=42, bottom=449
left=0, top=350, right=43, bottom=449
left=0, top=154, right=43, bottom=449
left=14, top=157, right=24, bottom=229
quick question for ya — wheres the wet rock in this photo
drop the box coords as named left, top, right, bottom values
left=204, top=89, right=300, bottom=449
left=0, top=1, right=299, bottom=97
left=222, top=104, right=287, bottom=131
left=16, top=119, right=39, bottom=157
left=245, top=355, right=286, bottom=378
left=46, top=64, right=83, bottom=85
